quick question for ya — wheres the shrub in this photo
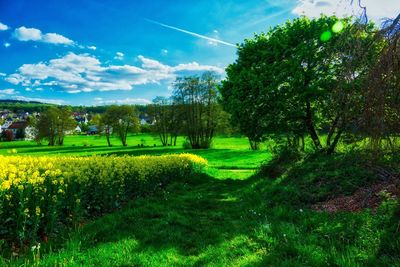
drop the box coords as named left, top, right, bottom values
left=0, top=154, right=207, bottom=249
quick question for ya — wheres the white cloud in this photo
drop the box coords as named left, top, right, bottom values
left=95, top=97, right=151, bottom=105
left=0, top=73, right=6, bottom=77
left=5, top=52, right=225, bottom=93
left=87, top=45, right=97, bottom=50
left=13, top=26, right=74, bottom=45
left=0, top=22, right=9, bottom=31
left=173, top=62, right=225, bottom=73
left=292, top=0, right=400, bottom=23
left=42, top=33, right=74, bottom=45
left=161, top=49, right=168, bottom=55
left=114, top=52, right=124, bottom=60
left=5, top=74, right=23, bottom=85
left=4, top=42, right=10, bottom=48
left=13, top=27, right=42, bottom=41
left=0, top=88, right=17, bottom=95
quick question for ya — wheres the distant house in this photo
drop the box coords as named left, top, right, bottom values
left=8, top=121, right=28, bottom=140
left=140, top=118, right=148, bottom=125
left=24, top=126, right=36, bottom=140
left=75, top=125, right=82, bottom=133
left=88, top=125, right=98, bottom=135
left=139, top=114, right=155, bottom=125
left=0, top=120, right=12, bottom=134
left=74, top=112, right=89, bottom=124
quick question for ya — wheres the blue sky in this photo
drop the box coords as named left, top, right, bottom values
left=0, top=0, right=399, bottom=106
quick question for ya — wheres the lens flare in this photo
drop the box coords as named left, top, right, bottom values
left=332, top=21, right=344, bottom=33
left=320, top=31, right=332, bottom=42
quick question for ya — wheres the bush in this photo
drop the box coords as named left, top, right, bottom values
left=0, top=154, right=207, bottom=249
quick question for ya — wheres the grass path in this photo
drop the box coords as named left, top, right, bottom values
left=19, top=174, right=270, bottom=266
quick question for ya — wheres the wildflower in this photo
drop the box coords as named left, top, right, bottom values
left=1, top=180, right=11, bottom=190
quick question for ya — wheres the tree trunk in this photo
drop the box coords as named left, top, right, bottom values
left=305, top=101, right=322, bottom=150
left=326, top=115, right=340, bottom=147
left=106, top=134, right=111, bottom=147
left=327, top=129, right=343, bottom=155
left=249, top=138, right=260, bottom=150
left=300, top=135, right=305, bottom=151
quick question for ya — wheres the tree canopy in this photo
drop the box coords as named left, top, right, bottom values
left=220, top=16, right=380, bottom=153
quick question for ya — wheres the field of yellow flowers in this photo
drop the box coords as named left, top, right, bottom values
left=0, top=154, right=207, bottom=251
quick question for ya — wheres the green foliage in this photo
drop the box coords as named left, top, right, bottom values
left=148, top=96, right=180, bottom=146
left=101, top=105, right=140, bottom=147
left=35, top=107, right=76, bottom=146
left=173, top=72, right=220, bottom=149
left=220, top=16, right=379, bottom=154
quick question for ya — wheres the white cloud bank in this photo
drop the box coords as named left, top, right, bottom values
left=4, top=52, right=225, bottom=93
left=0, top=22, right=9, bottom=31
left=94, top=97, right=151, bottom=105
left=0, top=88, right=17, bottom=95
left=292, top=0, right=400, bottom=23
left=13, top=26, right=74, bottom=45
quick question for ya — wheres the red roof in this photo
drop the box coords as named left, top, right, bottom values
left=8, top=121, right=28, bottom=129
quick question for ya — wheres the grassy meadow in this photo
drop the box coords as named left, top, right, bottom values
left=1, top=134, right=399, bottom=266
left=0, top=134, right=271, bottom=180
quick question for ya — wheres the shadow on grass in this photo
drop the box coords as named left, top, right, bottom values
left=69, top=174, right=260, bottom=256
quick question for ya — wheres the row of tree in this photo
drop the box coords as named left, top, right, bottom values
left=35, top=107, right=76, bottom=146
left=31, top=73, right=231, bottom=149
left=33, top=106, right=139, bottom=147
left=149, top=72, right=234, bottom=149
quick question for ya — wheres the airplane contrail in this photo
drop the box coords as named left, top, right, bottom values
left=146, top=19, right=236, bottom=47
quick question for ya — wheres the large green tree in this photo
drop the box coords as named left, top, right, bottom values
left=36, top=106, right=76, bottom=146
left=221, top=16, right=378, bottom=154
left=148, top=96, right=181, bottom=146
left=172, top=72, right=220, bottom=149
left=102, top=105, right=139, bottom=146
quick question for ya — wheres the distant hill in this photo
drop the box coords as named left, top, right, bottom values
left=0, top=99, right=47, bottom=104
left=0, top=99, right=149, bottom=114
left=0, top=99, right=54, bottom=113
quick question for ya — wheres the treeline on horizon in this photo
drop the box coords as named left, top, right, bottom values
left=0, top=99, right=149, bottom=114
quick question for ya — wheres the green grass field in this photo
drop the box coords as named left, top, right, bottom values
left=1, top=135, right=399, bottom=266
